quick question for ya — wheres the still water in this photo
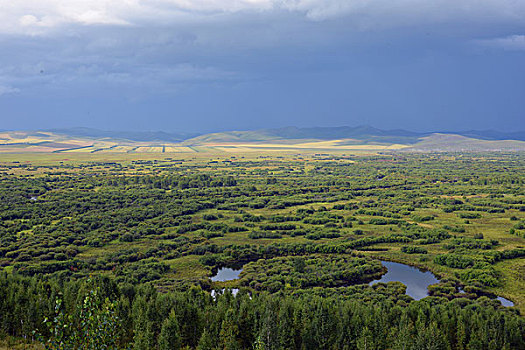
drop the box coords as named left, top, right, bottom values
left=496, top=296, right=514, bottom=307
left=209, top=262, right=514, bottom=306
left=370, top=261, right=440, bottom=300
left=210, top=267, right=242, bottom=282
left=211, top=289, right=239, bottom=298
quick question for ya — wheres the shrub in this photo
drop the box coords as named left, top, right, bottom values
left=401, top=246, right=428, bottom=254
left=458, top=212, right=482, bottom=219
left=434, top=254, right=474, bottom=268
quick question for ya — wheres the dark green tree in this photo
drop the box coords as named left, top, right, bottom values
left=159, top=310, right=181, bottom=350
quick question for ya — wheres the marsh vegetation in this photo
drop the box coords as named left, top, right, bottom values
left=0, top=152, right=524, bottom=348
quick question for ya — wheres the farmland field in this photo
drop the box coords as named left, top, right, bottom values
left=0, top=151, right=524, bottom=349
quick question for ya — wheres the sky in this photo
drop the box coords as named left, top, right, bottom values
left=0, top=0, right=524, bottom=133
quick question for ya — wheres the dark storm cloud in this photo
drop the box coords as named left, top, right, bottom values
left=0, top=0, right=524, bottom=132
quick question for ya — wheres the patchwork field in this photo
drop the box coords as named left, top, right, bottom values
left=2, top=129, right=524, bottom=153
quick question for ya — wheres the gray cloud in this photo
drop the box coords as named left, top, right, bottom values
left=2, top=0, right=525, bottom=35
left=475, top=34, right=525, bottom=51
left=1, top=0, right=524, bottom=114
left=0, top=85, right=20, bottom=96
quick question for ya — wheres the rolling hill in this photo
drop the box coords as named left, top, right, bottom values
left=0, top=126, right=524, bottom=153
left=182, top=126, right=425, bottom=145
left=182, top=126, right=525, bottom=144
left=49, top=127, right=198, bottom=142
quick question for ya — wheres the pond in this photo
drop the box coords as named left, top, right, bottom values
left=370, top=261, right=440, bottom=300
left=210, top=267, right=243, bottom=282
left=496, top=296, right=514, bottom=307
left=210, top=262, right=515, bottom=307
left=370, top=261, right=515, bottom=306
left=211, top=288, right=239, bottom=299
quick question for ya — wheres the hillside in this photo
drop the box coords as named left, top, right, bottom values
left=0, top=127, right=524, bottom=153
left=182, top=126, right=525, bottom=145
left=182, top=126, right=425, bottom=145
left=49, top=127, right=197, bottom=142
left=402, top=134, right=525, bottom=152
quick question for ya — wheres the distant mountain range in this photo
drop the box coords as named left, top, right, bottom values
left=49, top=127, right=198, bottom=142
left=49, top=126, right=525, bottom=143
left=0, top=126, right=524, bottom=153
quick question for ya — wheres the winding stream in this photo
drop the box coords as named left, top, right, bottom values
left=209, top=262, right=514, bottom=306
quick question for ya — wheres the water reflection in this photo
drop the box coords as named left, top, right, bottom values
left=496, top=296, right=514, bottom=307
left=211, top=288, right=239, bottom=299
left=370, top=261, right=439, bottom=300
left=210, top=262, right=515, bottom=307
left=210, top=267, right=242, bottom=282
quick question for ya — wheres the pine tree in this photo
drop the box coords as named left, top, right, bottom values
left=356, top=326, right=375, bottom=350
left=277, top=300, right=296, bottom=350
left=159, top=310, right=181, bottom=350
left=413, top=322, right=448, bottom=350
left=197, top=328, right=214, bottom=350
left=392, top=316, right=414, bottom=350
left=219, top=309, right=242, bottom=350
left=132, top=295, right=154, bottom=350
left=258, top=301, right=279, bottom=350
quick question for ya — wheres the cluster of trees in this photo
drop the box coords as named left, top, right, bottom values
left=433, top=248, right=525, bottom=287
left=106, top=173, right=237, bottom=189
left=401, top=246, right=428, bottom=254
left=239, top=255, right=383, bottom=292
left=1, top=274, right=524, bottom=350
left=444, top=238, right=499, bottom=251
